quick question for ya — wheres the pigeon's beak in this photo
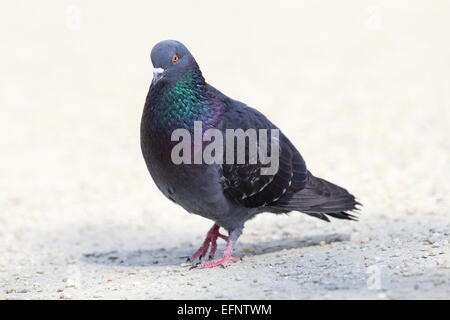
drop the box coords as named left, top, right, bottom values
left=152, top=68, right=165, bottom=84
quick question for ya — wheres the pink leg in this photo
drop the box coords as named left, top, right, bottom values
left=209, top=231, right=228, bottom=258
left=196, top=239, right=240, bottom=269
left=209, top=238, right=218, bottom=259
left=188, top=224, right=222, bottom=261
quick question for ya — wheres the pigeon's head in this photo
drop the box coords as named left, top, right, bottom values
left=150, top=40, right=200, bottom=84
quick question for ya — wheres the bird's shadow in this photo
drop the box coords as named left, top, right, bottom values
left=82, top=233, right=350, bottom=267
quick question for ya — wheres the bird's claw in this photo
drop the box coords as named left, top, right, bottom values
left=189, top=262, right=201, bottom=270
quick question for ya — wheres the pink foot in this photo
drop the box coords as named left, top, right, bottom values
left=196, top=254, right=240, bottom=269
left=196, top=239, right=240, bottom=269
left=188, top=224, right=228, bottom=261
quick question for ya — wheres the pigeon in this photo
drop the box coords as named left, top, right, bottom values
left=141, top=40, right=360, bottom=268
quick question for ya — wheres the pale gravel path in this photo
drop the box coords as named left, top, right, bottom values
left=1, top=1, right=449, bottom=300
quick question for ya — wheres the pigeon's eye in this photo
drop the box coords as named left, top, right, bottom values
left=172, top=54, right=179, bottom=63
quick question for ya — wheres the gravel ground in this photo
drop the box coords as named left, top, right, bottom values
left=1, top=1, right=449, bottom=300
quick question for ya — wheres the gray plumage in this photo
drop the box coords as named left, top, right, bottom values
left=140, top=40, right=360, bottom=267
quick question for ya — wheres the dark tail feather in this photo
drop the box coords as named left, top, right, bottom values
left=271, top=171, right=361, bottom=222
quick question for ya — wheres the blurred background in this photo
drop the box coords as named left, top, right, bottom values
left=0, top=1, right=449, bottom=299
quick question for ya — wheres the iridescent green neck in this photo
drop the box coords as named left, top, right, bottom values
left=151, top=69, right=208, bottom=125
